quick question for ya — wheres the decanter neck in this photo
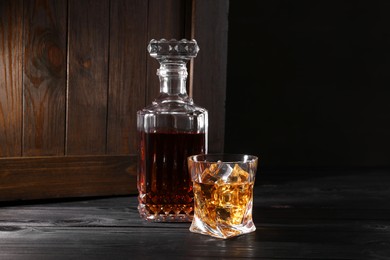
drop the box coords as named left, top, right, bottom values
left=156, top=62, right=189, bottom=101
left=147, top=39, right=199, bottom=104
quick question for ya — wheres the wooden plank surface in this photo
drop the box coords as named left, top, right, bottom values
left=0, top=0, right=228, bottom=202
left=107, top=0, right=148, bottom=154
left=0, top=170, right=389, bottom=259
left=67, top=0, right=109, bottom=155
left=191, top=0, right=228, bottom=153
left=0, top=155, right=137, bottom=201
left=23, top=0, right=67, bottom=156
left=0, top=0, right=23, bottom=157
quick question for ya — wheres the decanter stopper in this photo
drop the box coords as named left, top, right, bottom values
left=147, top=39, right=200, bottom=63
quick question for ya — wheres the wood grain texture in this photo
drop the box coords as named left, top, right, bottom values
left=0, top=0, right=228, bottom=202
left=0, top=170, right=389, bottom=259
left=107, top=0, right=148, bottom=155
left=0, top=0, right=23, bottom=157
left=67, top=0, right=109, bottom=155
left=23, top=0, right=67, bottom=156
left=0, top=155, right=137, bottom=201
left=192, top=0, right=229, bottom=153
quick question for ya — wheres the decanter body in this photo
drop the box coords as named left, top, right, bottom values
left=137, top=39, right=208, bottom=222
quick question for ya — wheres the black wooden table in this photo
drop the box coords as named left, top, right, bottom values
left=1, top=169, right=390, bottom=259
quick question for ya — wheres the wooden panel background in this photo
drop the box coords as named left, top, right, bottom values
left=0, top=0, right=229, bottom=202
left=67, top=0, right=110, bottom=155
left=192, top=0, right=229, bottom=153
left=23, top=0, right=67, bottom=156
left=0, top=0, right=23, bottom=157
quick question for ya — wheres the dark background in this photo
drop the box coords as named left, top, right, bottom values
left=224, top=0, right=390, bottom=169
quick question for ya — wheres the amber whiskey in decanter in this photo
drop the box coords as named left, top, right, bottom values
left=137, top=39, right=208, bottom=222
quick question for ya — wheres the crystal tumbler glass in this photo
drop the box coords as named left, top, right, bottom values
left=187, top=154, right=258, bottom=239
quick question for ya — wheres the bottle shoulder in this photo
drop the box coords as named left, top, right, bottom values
left=138, top=101, right=208, bottom=116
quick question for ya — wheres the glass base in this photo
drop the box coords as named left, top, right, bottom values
left=138, top=203, right=193, bottom=222
left=189, top=215, right=256, bottom=239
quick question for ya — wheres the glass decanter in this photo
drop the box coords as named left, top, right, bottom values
left=137, top=39, right=208, bottom=222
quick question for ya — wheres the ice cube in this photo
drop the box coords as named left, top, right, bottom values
left=234, top=164, right=249, bottom=183
left=201, top=163, right=220, bottom=183
left=216, top=163, right=234, bottom=185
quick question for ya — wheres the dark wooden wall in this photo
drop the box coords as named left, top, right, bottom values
left=0, top=0, right=229, bottom=201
